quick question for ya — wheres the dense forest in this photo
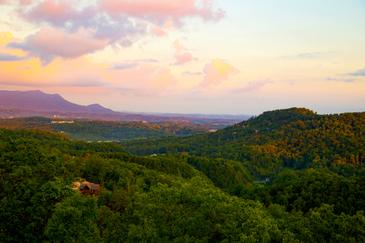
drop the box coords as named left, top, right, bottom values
left=1, top=108, right=364, bottom=242
left=0, top=117, right=210, bottom=141
left=123, top=108, right=365, bottom=177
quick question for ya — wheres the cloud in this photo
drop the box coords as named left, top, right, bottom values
left=1, top=78, right=106, bottom=88
left=201, top=59, right=238, bottom=86
left=111, top=59, right=159, bottom=70
left=136, top=59, right=158, bottom=63
left=235, top=80, right=273, bottom=93
left=348, top=68, right=365, bottom=77
left=24, top=1, right=148, bottom=44
left=25, top=0, right=79, bottom=25
left=23, top=0, right=99, bottom=28
left=60, top=76, right=107, bottom=88
left=0, top=32, right=14, bottom=46
left=9, top=27, right=108, bottom=64
left=14, top=0, right=224, bottom=57
left=0, top=0, right=33, bottom=5
left=173, top=40, right=195, bottom=65
left=9, top=0, right=223, bottom=63
left=100, top=0, right=224, bottom=25
left=112, top=63, right=139, bottom=70
left=295, top=52, right=326, bottom=59
left=282, top=51, right=333, bottom=60
left=325, top=77, right=355, bottom=83
left=0, top=53, right=27, bottom=61
left=175, top=52, right=194, bottom=65
left=22, top=0, right=223, bottom=43
left=151, top=25, right=167, bottom=37
left=0, top=52, right=173, bottom=94
left=183, top=71, right=202, bottom=76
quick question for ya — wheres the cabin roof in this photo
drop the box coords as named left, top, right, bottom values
left=80, top=181, right=100, bottom=190
left=72, top=180, right=100, bottom=194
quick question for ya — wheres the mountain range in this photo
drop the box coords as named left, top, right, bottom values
left=0, top=90, right=113, bottom=114
left=0, top=90, right=248, bottom=126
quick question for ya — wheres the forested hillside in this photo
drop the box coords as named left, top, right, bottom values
left=1, top=108, right=365, bottom=242
left=123, top=108, right=365, bottom=177
left=0, top=117, right=209, bottom=141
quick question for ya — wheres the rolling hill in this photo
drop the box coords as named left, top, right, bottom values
left=123, top=108, right=365, bottom=177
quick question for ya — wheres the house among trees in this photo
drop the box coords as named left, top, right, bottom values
left=72, top=181, right=100, bottom=195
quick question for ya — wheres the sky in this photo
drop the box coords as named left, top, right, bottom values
left=0, top=0, right=364, bottom=115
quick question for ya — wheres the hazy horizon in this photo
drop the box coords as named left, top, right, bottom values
left=1, top=0, right=365, bottom=114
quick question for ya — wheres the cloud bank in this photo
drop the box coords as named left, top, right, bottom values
left=7, top=0, right=224, bottom=63
left=9, top=28, right=108, bottom=64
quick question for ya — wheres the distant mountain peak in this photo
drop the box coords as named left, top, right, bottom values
left=14, top=90, right=62, bottom=98
left=257, top=108, right=316, bottom=120
left=27, top=90, right=43, bottom=94
left=235, top=107, right=317, bottom=129
left=0, top=90, right=113, bottom=114
left=246, top=107, right=317, bottom=125
left=263, top=107, right=315, bottom=115
left=86, top=103, right=113, bottom=113
left=87, top=103, right=105, bottom=109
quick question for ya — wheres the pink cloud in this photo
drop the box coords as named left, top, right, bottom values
left=173, top=40, right=195, bottom=65
left=11, top=0, right=223, bottom=62
left=151, top=25, right=167, bottom=37
left=24, top=0, right=223, bottom=30
left=19, top=0, right=32, bottom=4
left=202, top=59, right=239, bottom=86
left=101, top=0, right=224, bottom=24
left=24, top=0, right=97, bottom=28
left=9, top=28, right=108, bottom=64
left=175, top=52, right=194, bottom=65
left=26, top=0, right=75, bottom=24
left=0, top=0, right=33, bottom=5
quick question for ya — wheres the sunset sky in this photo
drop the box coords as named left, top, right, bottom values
left=0, top=0, right=364, bottom=115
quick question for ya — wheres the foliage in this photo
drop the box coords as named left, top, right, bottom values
left=0, top=117, right=209, bottom=141
left=244, top=168, right=365, bottom=215
left=1, top=107, right=365, bottom=242
left=123, top=108, right=365, bottom=177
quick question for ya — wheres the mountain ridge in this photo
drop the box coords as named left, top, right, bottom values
left=0, top=90, right=113, bottom=114
left=123, top=108, right=365, bottom=176
left=0, top=90, right=246, bottom=126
